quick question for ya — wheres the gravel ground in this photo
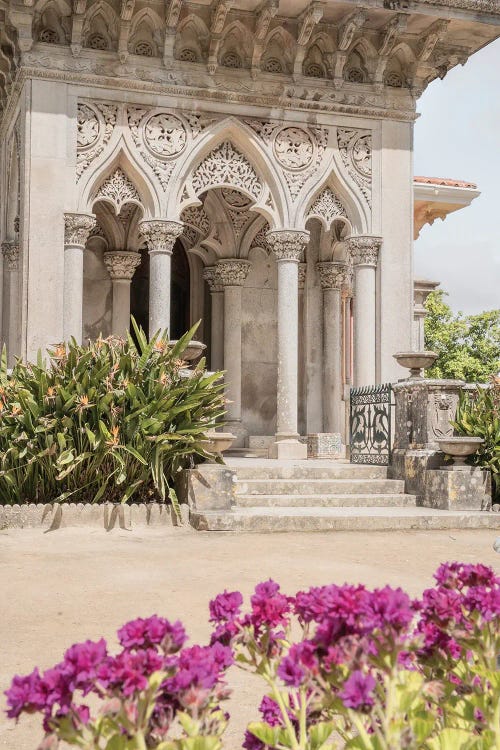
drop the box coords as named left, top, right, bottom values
left=1, top=525, right=499, bottom=749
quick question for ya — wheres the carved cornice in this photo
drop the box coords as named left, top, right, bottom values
left=347, top=235, right=382, bottom=267
left=1, top=241, right=20, bottom=271
left=317, top=261, right=349, bottom=291
left=64, top=212, right=96, bottom=247
left=266, top=230, right=310, bottom=262
left=215, top=259, right=251, bottom=287
left=103, top=250, right=141, bottom=280
left=139, top=220, right=183, bottom=255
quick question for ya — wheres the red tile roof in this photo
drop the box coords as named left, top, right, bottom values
left=414, top=176, right=477, bottom=189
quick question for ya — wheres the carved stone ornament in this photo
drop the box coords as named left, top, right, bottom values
left=347, top=236, right=382, bottom=267
left=337, top=128, right=372, bottom=207
left=308, top=188, right=347, bottom=225
left=203, top=266, right=223, bottom=293
left=298, top=263, right=307, bottom=290
left=103, top=251, right=142, bottom=280
left=317, top=261, right=349, bottom=290
left=76, top=102, right=118, bottom=181
left=215, top=259, right=251, bottom=287
left=429, top=391, right=460, bottom=440
left=1, top=241, right=20, bottom=271
left=144, top=113, right=187, bottom=158
left=95, top=168, right=141, bottom=213
left=266, top=230, right=310, bottom=262
left=250, top=224, right=270, bottom=253
left=273, top=127, right=314, bottom=171
left=181, top=205, right=211, bottom=238
left=221, top=188, right=252, bottom=208
left=139, top=220, right=184, bottom=255
left=192, top=142, right=262, bottom=201
left=64, top=213, right=96, bottom=247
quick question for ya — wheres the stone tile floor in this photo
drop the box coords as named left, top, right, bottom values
left=1, top=525, right=499, bottom=749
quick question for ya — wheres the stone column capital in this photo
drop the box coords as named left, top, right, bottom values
left=139, top=220, right=183, bottom=255
left=266, top=230, right=310, bottom=263
left=347, top=235, right=382, bottom=267
left=203, top=266, right=223, bottom=293
left=64, top=213, right=96, bottom=248
left=104, top=251, right=142, bottom=281
left=298, top=263, right=307, bottom=291
left=2, top=241, right=20, bottom=271
left=317, top=261, right=348, bottom=291
left=215, top=259, right=251, bottom=287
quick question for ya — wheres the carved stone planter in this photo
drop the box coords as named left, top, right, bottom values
left=170, top=339, right=207, bottom=364
left=200, top=432, right=236, bottom=458
left=437, top=437, right=484, bottom=468
left=393, top=351, right=438, bottom=380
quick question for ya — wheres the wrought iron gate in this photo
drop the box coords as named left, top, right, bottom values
left=350, top=384, right=393, bottom=465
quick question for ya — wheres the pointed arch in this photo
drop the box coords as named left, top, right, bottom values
left=303, top=32, right=334, bottom=78
left=219, top=21, right=252, bottom=69
left=175, top=13, right=209, bottom=63
left=300, top=168, right=368, bottom=236
left=82, top=0, right=119, bottom=51
left=128, top=8, right=163, bottom=57
left=33, top=0, right=71, bottom=44
left=259, top=26, right=295, bottom=74
left=166, top=118, right=287, bottom=228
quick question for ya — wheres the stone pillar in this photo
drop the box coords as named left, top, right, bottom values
left=1, top=241, right=20, bottom=365
left=103, top=251, right=142, bottom=336
left=215, top=259, right=251, bottom=445
left=413, top=279, right=440, bottom=350
left=318, top=261, right=348, bottom=434
left=298, top=263, right=307, bottom=435
left=139, top=220, right=183, bottom=338
left=266, top=230, right=309, bottom=460
left=348, top=236, right=382, bottom=387
left=203, top=266, right=224, bottom=372
left=342, top=271, right=354, bottom=447
left=63, top=213, right=95, bottom=344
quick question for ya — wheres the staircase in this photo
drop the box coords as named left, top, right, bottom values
left=190, top=459, right=500, bottom=532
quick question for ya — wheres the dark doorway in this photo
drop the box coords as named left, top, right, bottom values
left=130, top=241, right=191, bottom=340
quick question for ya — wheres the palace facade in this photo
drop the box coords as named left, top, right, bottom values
left=0, top=0, right=498, bottom=458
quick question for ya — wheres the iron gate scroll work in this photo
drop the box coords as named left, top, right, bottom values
left=350, top=384, right=393, bottom=465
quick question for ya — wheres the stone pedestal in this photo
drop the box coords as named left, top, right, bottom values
left=267, top=230, right=309, bottom=460
left=139, top=220, right=183, bottom=338
left=63, top=213, right=95, bottom=343
left=424, top=467, right=491, bottom=511
left=176, top=464, right=236, bottom=511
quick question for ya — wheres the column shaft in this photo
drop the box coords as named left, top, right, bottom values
left=348, top=236, right=382, bottom=387
left=211, top=291, right=224, bottom=371
left=63, top=214, right=96, bottom=344
left=323, top=287, right=343, bottom=432
left=223, top=285, right=243, bottom=423
left=1, top=242, right=20, bottom=364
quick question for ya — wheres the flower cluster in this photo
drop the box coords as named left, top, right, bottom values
left=5, top=615, right=232, bottom=749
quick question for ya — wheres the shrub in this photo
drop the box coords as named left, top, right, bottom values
left=7, top=563, right=499, bottom=750
left=452, top=377, right=500, bottom=503
left=0, top=321, right=225, bottom=507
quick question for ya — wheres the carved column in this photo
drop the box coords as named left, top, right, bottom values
left=103, top=251, right=142, bottom=336
left=139, top=220, right=183, bottom=338
left=318, top=261, right=349, bottom=435
left=64, top=213, right=96, bottom=344
left=203, top=266, right=224, bottom=372
left=216, top=259, right=251, bottom=445
left=266, top=230, right=309, bottom=460
left=1, top=241, right=20, bottom=365
left=348, top=236, right=382, bottom=387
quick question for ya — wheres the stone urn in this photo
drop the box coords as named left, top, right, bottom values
left=169, top=339, right=207, bottom=364
left=200, top=431, right=236, bottom=459
left=437, top=437, right=484, bottom=468
left=394, top=351, right=438, bottom=380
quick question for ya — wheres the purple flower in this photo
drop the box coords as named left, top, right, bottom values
left=5, top=669, right=44, bottom=719
left=243, top=729, right=266, bottom=750
left=340, top=670, right=376, bottom=712
left=209, top=591, right=243, bottom=623
left=62, top=639, right=107, bottom=694
left=421, top=587, right=464, bottom=625
left=250, top=580, right=291, bottom=630
left=277, top=642, right=318, bottom=687
left=464, top=586, right=500, bottom=621
left=367, top=587, right=414, bottom=633
left=117, top=617, right=186, bottom=653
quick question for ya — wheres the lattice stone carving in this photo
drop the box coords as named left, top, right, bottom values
left=266, top=230, right=310, bottom=262
left=215, top=259, right=251, bottom=286
left=347, top=236, right=382, bottom=267
left=274, top=127, right=314, bottom=171
left=221, top=188, right=252, bottom=208
left=127, top=107, right=175, bottom=191
left=192, top=142, right=262, bottom=200
left=139, top=220, right=184, bottom=254
left=181, top=205, right=210, bottom=237
left=317, top=261, right=349, bottom=290
left=144, top=113, right=187, bottom=157
left=95, top=168, right=141, bottom=213
left=308, top=188, right=347, bottom=225
left=76, top=102, right=118, bottom=181
left=337, top=128, right=372, bottom=207
left=64, top=213, right=96, bottom=247
left=104, top=251, right=141, bottom=280
left=280, top=127, right=328, bottom=200
left=250, top=224, right=270, bottom=253
left=1, top=241, right=20, bottom=271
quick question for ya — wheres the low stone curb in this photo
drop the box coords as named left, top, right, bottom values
left=0, top=502, right=190, bottom=531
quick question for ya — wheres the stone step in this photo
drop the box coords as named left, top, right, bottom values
left=190, top=507, right=500, bottom=533
left=235, top=478, right=405, bottom=496
left=228, top=464, right=389, bottom=481
left=234, top=493, right=416, bottom=508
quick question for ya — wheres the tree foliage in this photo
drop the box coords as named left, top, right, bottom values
left=424, top=290, right=500, bottom=383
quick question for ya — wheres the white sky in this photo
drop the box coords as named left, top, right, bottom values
left=413, top=37, right=500, bottom=314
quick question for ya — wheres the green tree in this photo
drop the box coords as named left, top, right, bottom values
left=424, top=290, right=500, bottom=383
